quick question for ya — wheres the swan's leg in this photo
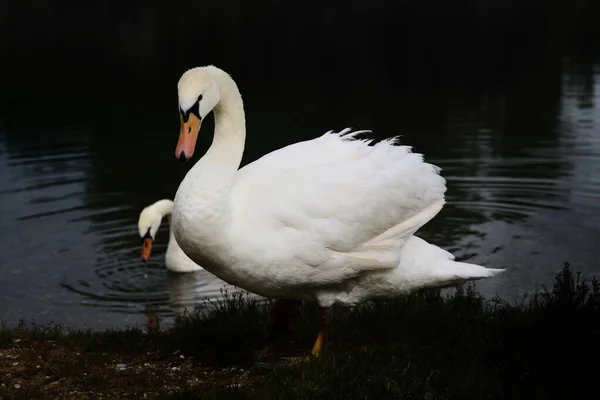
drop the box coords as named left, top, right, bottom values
left=145, top=305, right=160, bottom=333
left=266, top=299, right=302, bottom=339
left=311, top=307, right=333, bottom=357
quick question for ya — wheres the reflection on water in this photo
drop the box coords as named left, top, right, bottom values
left=1, top=4, right=599, bottom=329
left=60, top=250, right=247, bottom=319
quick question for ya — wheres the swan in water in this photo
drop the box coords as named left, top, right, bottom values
left=171, top=65, right=505, bottom=356
left=138, top=199, right=266, bottom=321
left=138, top=199, right=202, bottom=273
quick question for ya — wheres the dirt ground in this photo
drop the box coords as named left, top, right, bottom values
left=0, top=336, right=254, bottom=399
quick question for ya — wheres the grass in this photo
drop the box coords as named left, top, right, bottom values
left=1, top=262, right=599, bottom=399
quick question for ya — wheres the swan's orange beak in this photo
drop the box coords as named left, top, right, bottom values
left=141, top=237, right=153, bottom=262
left=176, top=114, right=200, bottom=162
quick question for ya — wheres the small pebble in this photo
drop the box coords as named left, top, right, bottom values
left=12, top=362, right=19, bottom=366
left=171, top=367, right=180, bottom=372
left=116, top=363, right=127, bottom=369
left=14, top=384, right=21, bottom=389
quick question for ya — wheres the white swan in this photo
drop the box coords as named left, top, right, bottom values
left=138, top=199, right=202, bottom=273
left=171, top=65, right=506, bottom=356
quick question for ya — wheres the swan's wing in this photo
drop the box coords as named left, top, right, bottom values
left=231, top=129, right=447, bottom=280
left=238, top=128, right=374, bottom=172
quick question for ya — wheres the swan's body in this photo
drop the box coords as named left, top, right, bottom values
left=138, top=199, right=202, bottom=273
left=171, top=66, right=505, bottom=355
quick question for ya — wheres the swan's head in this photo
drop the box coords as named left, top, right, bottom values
left=176, top=67, right=221, bottom=161
left=138, top=205, right=163, bottom=262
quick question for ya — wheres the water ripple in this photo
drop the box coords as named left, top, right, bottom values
left=2, top=62, right=600, bottom=330
left=59, top=220, right=250, bottom=325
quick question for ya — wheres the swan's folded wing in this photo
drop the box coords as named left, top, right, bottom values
left=231, top=130, right=447, bottom=278
left=239, top=128, right=375, bottom=171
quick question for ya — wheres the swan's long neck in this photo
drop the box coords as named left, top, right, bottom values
left=153, top=199, right=174, bottom=218
left=173, top=71, right=246, bottom=258
left=201, top=77, right=246, bottom=184
left=166, top=214, right=175, bottom=250
left=152, top=200, right=176, bottom=249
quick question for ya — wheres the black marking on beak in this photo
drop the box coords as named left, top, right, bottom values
left=178, top=151, right=188, bottom=162
left=179, top=94, right=203, bottom=123
left=141, top=228, right=152, bottom=244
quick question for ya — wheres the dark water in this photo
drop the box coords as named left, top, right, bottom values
left=1, top=1, right=599, bottom=330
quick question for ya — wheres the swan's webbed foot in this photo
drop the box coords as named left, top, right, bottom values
left=310, top=306, right=332, bottom=357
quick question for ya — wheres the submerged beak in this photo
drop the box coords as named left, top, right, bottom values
left=176, top=113, right=201, bottom=162
left=141, top=237, right=153, bottom=262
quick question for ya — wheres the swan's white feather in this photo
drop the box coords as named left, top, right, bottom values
left=225, top=129, right=448, bottom=290
left=165, top=233, right=203, bottom=273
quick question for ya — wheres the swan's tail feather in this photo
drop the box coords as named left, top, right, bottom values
left=438, top=260, right=506, bottom=283
left=372, top=199, right=445, bottom=243
left=344, top=200, right=446, bottom=271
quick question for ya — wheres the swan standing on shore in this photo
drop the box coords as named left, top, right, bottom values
left=138, top=199, right=202, bottom=273
left=171, top=65, right=505, bottom=356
